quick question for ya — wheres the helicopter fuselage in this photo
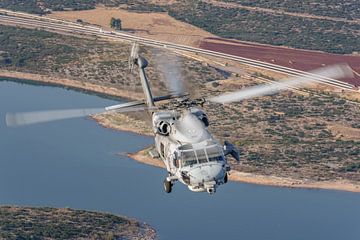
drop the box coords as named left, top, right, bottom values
left=133, top=51, right=239, bottom=194
left=152, top=107, right=231, bottom=194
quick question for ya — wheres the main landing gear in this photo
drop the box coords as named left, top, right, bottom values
left=163, top=179, right=173, bottom=193
left=224, top=173, right=228, bottom=184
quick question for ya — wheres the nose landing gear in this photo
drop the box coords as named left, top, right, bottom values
left=207, top=187, right=216, bottom=194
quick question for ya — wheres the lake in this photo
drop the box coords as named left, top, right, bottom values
left=0, top=79, right=359, bottom=240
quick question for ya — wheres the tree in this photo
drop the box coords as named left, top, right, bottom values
left=110, top=18, right=122, bottom=30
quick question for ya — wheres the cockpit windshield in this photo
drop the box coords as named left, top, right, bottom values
left=179, top=142, right=224, bottom=167
left=181, top=151, right=198, bottom=167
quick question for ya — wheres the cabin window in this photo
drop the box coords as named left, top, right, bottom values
left=174, top=159, right=179, bottom=168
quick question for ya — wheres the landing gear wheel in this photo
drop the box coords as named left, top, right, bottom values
left=163, top=180, right=172, bottom=193
left=224, top=173, right=228, bottom=184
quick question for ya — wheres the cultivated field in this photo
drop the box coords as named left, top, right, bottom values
left=200, top=37, right=360, bottom=87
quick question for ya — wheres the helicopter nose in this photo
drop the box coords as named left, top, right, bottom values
left=190, top=163, right=224, bottom=184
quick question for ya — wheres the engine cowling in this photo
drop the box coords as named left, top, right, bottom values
left=190, top=108, right=209, bottom=127
left=157, top=121, right=171, bottom=135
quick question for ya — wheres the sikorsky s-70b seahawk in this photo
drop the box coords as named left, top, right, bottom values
left=6, top=43, right=353, bottom=194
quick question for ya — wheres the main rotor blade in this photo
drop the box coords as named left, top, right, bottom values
left=154, top=49, right=185, bottom=96
left=208, top=64, right=353, bottom=104
left=6, top=101, right=146, bottom=127
left=6, top=108, right=105, bottom=127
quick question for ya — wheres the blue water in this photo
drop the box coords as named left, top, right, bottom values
left=0, top=79, right=359, bottom=240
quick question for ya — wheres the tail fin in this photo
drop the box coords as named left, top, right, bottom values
left=129, top=42, right=155, bottom=107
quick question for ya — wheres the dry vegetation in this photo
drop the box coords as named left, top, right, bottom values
left=0, top=206, right=156, bottom=239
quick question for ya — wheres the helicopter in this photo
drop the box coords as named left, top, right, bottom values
left=6, top=43, right=353, bottom=194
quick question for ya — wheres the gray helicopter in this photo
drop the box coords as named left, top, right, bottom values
left=6, top=43, right=353, bottom=194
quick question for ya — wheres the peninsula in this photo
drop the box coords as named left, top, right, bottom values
left=0, top=206, right=156, bottom=240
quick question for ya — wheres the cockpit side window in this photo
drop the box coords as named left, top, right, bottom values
left=172, top=151, right=180, bottom=168
left=206, top=145, right=224, bottom=162
left=208, top=155, right=224, bottom=162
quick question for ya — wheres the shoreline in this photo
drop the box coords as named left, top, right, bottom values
left=2, top=70, right=359, bottom=193
left=0, top=70, right=145, bottom=100
left=129, top=148, right=360, bottom=193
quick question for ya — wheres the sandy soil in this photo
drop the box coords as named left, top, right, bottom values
left=128, top=147, right=165, bottom=169
left=1, top=70, right=359, bottom=193
left=229, top=171, right=360, bottom=193
left=50, top=6, right=214, bottom=47
left=327, top=122, right=360, bottom=140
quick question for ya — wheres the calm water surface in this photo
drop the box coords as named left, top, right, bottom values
left=0, top=79, right=359, bottom=240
